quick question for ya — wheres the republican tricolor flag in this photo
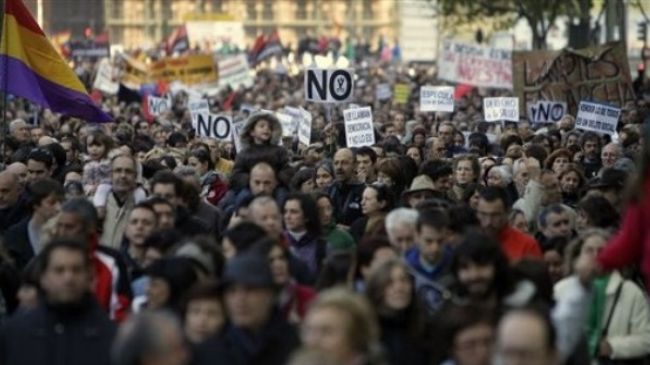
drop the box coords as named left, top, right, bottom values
left=0, top=0, right=111, bottom=122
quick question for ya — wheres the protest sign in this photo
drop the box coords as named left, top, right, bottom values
left=277, top=112, right=297, bottom=137
left=527, top=101, right=567, bottom=123
left=146, top=95, right=171, bottom=117
left=420, top=86, right=455, bottom=112
left=304, top=68, right=354, bottom=103
left=376, top=83, right=392, bottom=101
left=393, top=83, right=410, bottom=104
left=513, top=42, right=634, bottom=115
left=193, top=113, right=233, bottom=140
left=232, top=120, right=245, bottom=152
left=150, top=54, right=218, bottom=86
left=483, top=97, right=519, bottom=122
left=93, top=59, right=119, bottom=95
left=217, top=54, right=254, bottom=91
left=298, top=108, right=312, bottom=146
left=68, top=39, right=110, bottom=59
left=438, top=39, right=512, bottom=89
left=343, top=107, right=375, bottom=147
left=575, top=101, right=620, bottom=135
left=188, top=99, right=210, bottom=115
left=120, top=54, right=149, bottom=89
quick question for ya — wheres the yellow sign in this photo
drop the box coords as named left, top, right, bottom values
left=394, top=83, right=410, bottom=104
left=149, top=54, right=218, bottom=86
left=120, top=54, right=149, bottom=89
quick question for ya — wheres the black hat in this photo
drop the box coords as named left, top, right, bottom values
left=221, top=253, right=274, bottom=288
left=587, top=168, right=626, bottom=190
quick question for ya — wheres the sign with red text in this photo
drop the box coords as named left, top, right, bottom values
left=439, top=39, right=512, bottom=89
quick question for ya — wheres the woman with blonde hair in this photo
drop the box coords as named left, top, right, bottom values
left=302, top=287, right=387, bottom=365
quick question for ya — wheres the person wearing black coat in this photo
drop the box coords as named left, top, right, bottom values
left=192, top=253, right=300, bottom=365
left=230, top=111, right=293, bottom=191
left=0, top=239, right=116, bottom=365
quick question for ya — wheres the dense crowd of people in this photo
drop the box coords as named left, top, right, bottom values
left=0, top=49, right=648, bottom=365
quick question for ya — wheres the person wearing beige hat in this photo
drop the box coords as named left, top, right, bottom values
left=401, top=175, right=436, bottom=209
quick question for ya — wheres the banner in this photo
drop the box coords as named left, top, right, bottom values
left=376, top=83, right=392, bottom=101
left=344, top=107, right=375, bottom=147
left=93, top=59, right=119, bottom=95
left=150, top=54, right=218, bottom=86
left=439, top=39, right=512, bottom=89
left=304, top=68, right=354, bottom=103
left=575, top=101, right=620, bottom=135
left=120, top=54, right=149, bottom=89
left=483, top=97, right=519, bottom=122
left=513, top=42, right=634, bottom=115
left=193, top=113, right=233, bottom=140
left=527, top=101, right=567, bottom=123
left=394, top=83, right=410, bottom=104
left=217, top=54, right=254, bottom=90
left=420, top=86, right=455, bottom=112
left=68, top=39, right=110, bottom=59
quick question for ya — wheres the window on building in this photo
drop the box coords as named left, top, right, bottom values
left=362, top=0, right=373, bottom=19
left=262, top=0, right=274, bottom=20
left=296, top=0, right=307, bottom=19
left=246, top=0, right=256, bottom=20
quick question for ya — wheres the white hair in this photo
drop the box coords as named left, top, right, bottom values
left=9, top=118, right=26, bottom=132
left=385, top=208, right=419, bottom=238
left=490, top=165, right=513, bottom=184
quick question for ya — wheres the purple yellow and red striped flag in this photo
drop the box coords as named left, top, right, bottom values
left=0, top=0, right=111, bottom=122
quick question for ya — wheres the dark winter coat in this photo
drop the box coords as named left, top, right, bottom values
left=192, top=310, right=300, bottom=365
left=0, top=295, right=116, bottom=365
left=230, top=111, right=293, bottom=190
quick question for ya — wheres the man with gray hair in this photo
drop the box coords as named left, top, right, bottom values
left=111, top=311, right=189, bottom=365
left=385, top=208, right=419, bottom=253
left=9, top=118, right=30, bottom=143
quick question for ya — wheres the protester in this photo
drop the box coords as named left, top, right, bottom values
left=0, top=18, right=648, bottom=365
left=0, top=239, right=116, bottom=365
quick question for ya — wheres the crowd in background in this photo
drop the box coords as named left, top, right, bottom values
left=0, top=46, right=648, bottom=365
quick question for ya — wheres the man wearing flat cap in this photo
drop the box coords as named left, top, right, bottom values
left=192, top=252, right=300, bottom=365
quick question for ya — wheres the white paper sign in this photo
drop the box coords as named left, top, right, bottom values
left=93, top=59, right=119, bottom=95
left=276, top=112, right=297, bottom=137
left=298, top=108, right=312, bottom=146
left=147, top=95, right=172, bottom=117
left=232, top=120, right=245, bottom=152
left=193, top=113, right=233, bottom=141
left=188, top=99, right=210, bottom=115
left=304, top=68, right=354, bottom=103
left=527, top=101, right=567, bottom=123
left=376, top=83, right=392, bottom=101
left=483, top=97, right=519, bottom=122
left=217, top=54, right=254, bottom=91
left=575, top=101, right=620, bottom=135
left=343, top=107, right=375, bottom=148
left=420, top=86, right=455, bottom=112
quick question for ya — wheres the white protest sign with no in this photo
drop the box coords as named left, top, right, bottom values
left=483, top=97, right=519, bottom=122
left=147, top=95, right=172, bottom=117
left=420, top=86, right=455, bottom=112
left=193, top=113, right=233, bottom=141
left=575, top=101, right=620, bottom=135
left=527, top=101, right=567, bottom=123
left=344, top=107, right=375, bottom=148
left=304, top=68, right=354, bottom=103
left=298, top=108, right=312, bottom=146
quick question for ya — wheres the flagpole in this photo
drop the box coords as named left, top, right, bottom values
left=1, top=0, right=8, bottom=169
